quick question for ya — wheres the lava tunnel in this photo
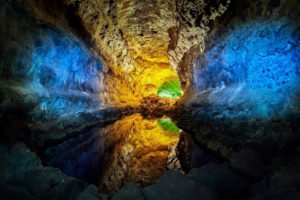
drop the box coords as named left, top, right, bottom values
left=0, top=0, right=300, bottom=200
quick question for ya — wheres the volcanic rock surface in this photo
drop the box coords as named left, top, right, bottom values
left=63, top=0, right=230, bottom=105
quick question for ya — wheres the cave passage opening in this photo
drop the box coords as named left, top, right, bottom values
left=157, top=79, right=184, bottom=99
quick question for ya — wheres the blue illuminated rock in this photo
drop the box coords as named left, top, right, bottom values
left=193, top=14, right=300, bottom=119
left=0, top=2, right=121, bottom=147
left=13, top=28, right=104, bottom=119
left=0, top=2, right=105, bottom=122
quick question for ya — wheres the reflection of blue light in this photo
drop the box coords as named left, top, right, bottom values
left=13, top=29, right=103, bottom=118
left=44, top=129, right=105, bottom=184
left=194, top=18, right=300, bottom=118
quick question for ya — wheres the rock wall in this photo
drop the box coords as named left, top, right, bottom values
left=64, top=0, right=230, bottom=105
left=170, top=2, right=300, bottom=198
left=0, top=142, right=108, bottom=200
left=1, top=0, right=231, bottom=108
left=191, top=0, right=300, bottom=119
left=0, top=1, right=122, bottom=147
left=172, top=0, right=300, bottom=160
left=0, top=1, right=105, bottom=119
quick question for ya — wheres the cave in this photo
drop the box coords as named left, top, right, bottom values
left=0, top=0, right=300, bottom=199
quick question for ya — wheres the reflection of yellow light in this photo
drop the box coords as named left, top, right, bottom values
left=99, top=114, right=179, bottom=194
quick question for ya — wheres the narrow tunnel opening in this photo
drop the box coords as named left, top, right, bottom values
left=157, top=79, right=183, bottom=99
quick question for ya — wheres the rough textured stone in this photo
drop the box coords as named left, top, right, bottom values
left=0, top=142, right=108, bottom=200
left=188, top=163, right=250, bottom=199
left=143, top=170, right=217, bottom=200
left=0, top=1, right=105, bottom=117
left=249, top=149, right=300, bottom=200
left=189, top=0, right=300, bottom=115
left=5, top=142, right=42, bottom=181
left=112, top=182, right=145, bottom=200
left=0, top=184, right=36, bottom=200
left=76, top=185, right=108, bottom=200
left=169, top=3, right=300, bottom=200
left=230, top=148, right=264, bottom=178
left=173, top=0, right=229, bottom=92
left=61, top=0, right=229, bottom=105
left=0, top=1, right=122, bottom=148
left=249, top=168, right=300, bottom=200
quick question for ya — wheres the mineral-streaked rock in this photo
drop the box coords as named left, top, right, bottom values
left=62, top=0, right=230, bottom=105
left=7, top=0, right=230, bottom=106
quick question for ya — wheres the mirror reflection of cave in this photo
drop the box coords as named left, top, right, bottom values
left=0, top=0, right=300, bottom=200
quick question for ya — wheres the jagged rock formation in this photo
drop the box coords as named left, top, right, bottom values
left=168, top=1, right=300, bottom=199
left=0, top=0, right=123, bottom=147
left=0, top=142, right=108, bottom=200
left=0, top=0, right=231, bottom=137
left=175, top=0, right=300, bottom=156
left=62, top=0, right=230, bottom=105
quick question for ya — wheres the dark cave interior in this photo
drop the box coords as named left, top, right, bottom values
left=0, top=0, right=300, bottom=200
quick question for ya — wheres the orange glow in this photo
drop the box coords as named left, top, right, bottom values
left=99, top=0, right=181, bottom=107
left=99, top=114, right=180, bottom=194
left=102, top=59, right=180, bottom=106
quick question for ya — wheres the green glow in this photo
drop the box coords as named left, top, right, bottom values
left=157, top=118, right=180, bottom=134
left=157, top=79, right=183, bottom=98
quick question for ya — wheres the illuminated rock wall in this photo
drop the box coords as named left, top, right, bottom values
left=0, top=0, right=231, bottom=107
left=0, top=2, right=105, bottom=121
left=14, top=30, right=103, bottom=118
left=64, top=0, right=229, bottom=106
left=192, top=0, right=300, bottom=118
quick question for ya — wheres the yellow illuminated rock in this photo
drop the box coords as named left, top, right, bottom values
left=62, top=0, right=229, bottom=106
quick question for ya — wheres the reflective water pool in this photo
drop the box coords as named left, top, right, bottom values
left=44, top=114, right=185, bottom=194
